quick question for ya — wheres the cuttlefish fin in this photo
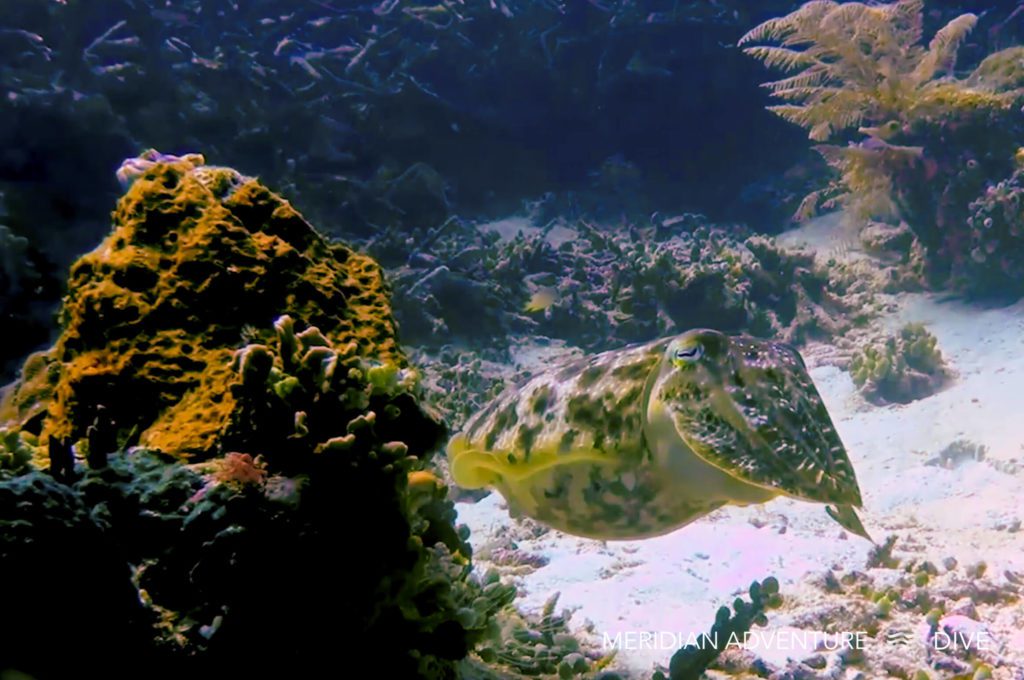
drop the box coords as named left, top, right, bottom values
left=826, top=504, right=874, bottom=544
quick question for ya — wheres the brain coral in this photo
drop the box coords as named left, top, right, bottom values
left=0, top=151, right=406, bottom=461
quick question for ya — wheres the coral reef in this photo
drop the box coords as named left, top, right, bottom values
left=780, top=537, right=1022, bottom=680
left=375, top=217, right=852, bottom=356
left=465, top=591, right=611, bottom=678
left=6, top=0, right=1020, bottom=381
left=741, top=0, right=1024, bottom=296
left=0, top=153, right=538, bottom=679
left=0, top=0, right=803, bottom=281
left=410, top=346, right=530, bottom=435
left=849, top=323, right=951, bottom=404
left=0, top=467, right=161, bottom=679
left=954, top=164, right=1024, bottom=299
left=0, top=152, right=405, bottom=461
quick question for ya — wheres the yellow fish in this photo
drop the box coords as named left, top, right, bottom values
left=524, top=287, right=559, bottom=313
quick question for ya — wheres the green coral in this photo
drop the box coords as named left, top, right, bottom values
left=653, top=577, right=783, bottom=680
left=849, top=323, right=950, bottom=404
left=0, top=427, right=35, bottom=473
left=467, top=590, right=610, bottom=678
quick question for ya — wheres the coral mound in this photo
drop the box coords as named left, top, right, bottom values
left=849, top=323, right=951, bottom=405
left=0, top=152, right=538, bottom=680
left=0, top=151, right=404, bottom=460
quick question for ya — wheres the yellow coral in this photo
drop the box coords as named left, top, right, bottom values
left=0, top=152, right=410, bottom=464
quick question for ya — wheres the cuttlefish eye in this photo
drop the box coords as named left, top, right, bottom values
left=671, top=342, right=703, bottom=367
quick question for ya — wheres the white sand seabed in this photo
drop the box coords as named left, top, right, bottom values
left=453, top=218, right=1024, bottom=675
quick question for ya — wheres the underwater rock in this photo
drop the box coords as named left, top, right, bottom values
left=0, top=151, right=405, bottom=461
left=849, top=323, right=952, bottom=405
left=859, top=221, right=916, bottom=258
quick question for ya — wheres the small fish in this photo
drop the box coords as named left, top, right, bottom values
left=858, top=120, right=902, bottom=141
left=625, top=51, right=673, bottom=78
left=524, top=287, right=559, bottom=313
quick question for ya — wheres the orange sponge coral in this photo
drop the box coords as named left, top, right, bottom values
left=0, top=151, right=407, bottom=461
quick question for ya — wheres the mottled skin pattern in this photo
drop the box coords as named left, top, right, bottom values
left=447, top=329, right=868, bottom=541
left=661, top=333, right=862, bottom=505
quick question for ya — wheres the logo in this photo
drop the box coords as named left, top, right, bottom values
left=885, top=629, right=914, bottom=646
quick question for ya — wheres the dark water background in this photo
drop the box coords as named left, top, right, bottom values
left=1, top=0, right=1021, bottom=381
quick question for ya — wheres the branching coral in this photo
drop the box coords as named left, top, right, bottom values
left=741, top=1, right=1024, bottom=294
left=849, top=322, right=951, bottom=404
left=377, top=217, right=853, bottom=356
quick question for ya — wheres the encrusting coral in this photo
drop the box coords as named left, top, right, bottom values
left=0, top=150, right=405, bottom=462
left=849, top=322, right=950, bottom=404
left=741, top=0, right=1024, bottom=296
